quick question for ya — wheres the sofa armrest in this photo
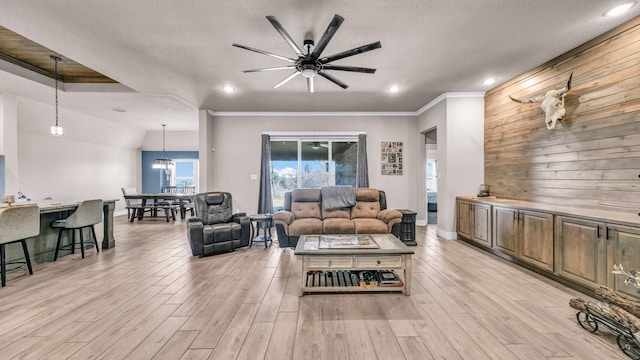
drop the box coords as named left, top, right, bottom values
left=231, top=212, right=247, bottom=221
left=273, top=210, right=295, bottom=224
left=377, top=209, right=402, bottom=223
left=187, top=218, right=204, bottom=256
left=232, top=214, right=251, bottom=246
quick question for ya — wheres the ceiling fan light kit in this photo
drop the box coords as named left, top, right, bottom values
left=233, top=14, right=381, bottom=93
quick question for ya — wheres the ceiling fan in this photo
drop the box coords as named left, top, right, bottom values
left=232, top=14, right=382, bottom=93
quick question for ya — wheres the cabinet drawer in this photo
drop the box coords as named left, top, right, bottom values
left=355, top=256, right=402, bottom=268
left=305, top=256, right=353, bottom=268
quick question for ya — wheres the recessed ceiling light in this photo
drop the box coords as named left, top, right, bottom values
left=482, top=78, right=497, bottom=86
left=389, top=85, right=400, bottom=93
left=223, top=85, right=235, bottom=93
left=604, top=1, right=636, bottom=16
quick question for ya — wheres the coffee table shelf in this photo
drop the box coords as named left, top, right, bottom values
left=294, top=234, right=414, bottom=296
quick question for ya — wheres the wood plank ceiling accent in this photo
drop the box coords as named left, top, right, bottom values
left=0, top=25, right=116, bottom=83
left=484, top=16, right=640, bottom=213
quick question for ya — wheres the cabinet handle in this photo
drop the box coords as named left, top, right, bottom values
left=328, top=260, right=332, bottom=266
left=376, top=260, right=381, bottom=265
left=597, top=225, right=601, bottom=238
left=606, top=226, right=611, bottom=240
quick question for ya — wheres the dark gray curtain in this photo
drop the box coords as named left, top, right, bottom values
left=258, top=134, right=274, bottom=214
left=356, top=133, right=369, bottom=188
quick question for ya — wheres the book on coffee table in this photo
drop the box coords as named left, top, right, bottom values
left=318, top=235, right=379, bottom=249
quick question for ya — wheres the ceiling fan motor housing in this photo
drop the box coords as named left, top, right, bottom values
left=233, top=14, right=381, bottom=92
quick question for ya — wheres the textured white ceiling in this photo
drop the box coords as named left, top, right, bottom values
left=0, top=1, right=638, bottom=130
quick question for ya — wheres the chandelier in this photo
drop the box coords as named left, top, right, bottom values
left=50, top=55, right=63, bottom=136
left=152, top=124, right=174, bottom=179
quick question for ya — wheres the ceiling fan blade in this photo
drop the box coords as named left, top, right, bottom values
left=242, top=65, right=296, bottom=73
left=266, top=16, right=304, bottom=57
left=307, top=77, right=314, bottom=93
left=311, top=14, right=344, bottom=58
left=274, top=71, right=301, bottom=89
left=320, top=41, right=382, bottom=64
left=232, top=43, right=295, bottom=62
left=318, top=71, right=348, bottom=89
left=322, top=65, right=376, bottom=74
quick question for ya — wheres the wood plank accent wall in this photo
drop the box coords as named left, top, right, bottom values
left=484, top=17, right=640, bottom=214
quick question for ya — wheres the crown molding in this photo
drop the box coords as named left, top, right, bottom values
left=207, top=92, right=485, bottom=117
left=415, top=92, right=486, bottom=115
left=207, top=110, right=416, bottom=117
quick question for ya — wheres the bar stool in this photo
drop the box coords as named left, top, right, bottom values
left=51, top=199, right=103, bottom=260
left=0, top=204, right=39, bottom=287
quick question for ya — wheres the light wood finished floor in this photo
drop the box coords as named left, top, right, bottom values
left=0, top=216, right=629, bottom=359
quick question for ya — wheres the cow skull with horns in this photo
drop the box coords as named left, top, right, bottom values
left=509, top=72, right=573, bottom=130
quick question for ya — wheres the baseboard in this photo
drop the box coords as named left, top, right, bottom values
left=114, top=210, right=128, bottom=217
left=437, top=229, right=457, bottom=240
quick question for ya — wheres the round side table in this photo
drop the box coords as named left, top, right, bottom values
left=249, top=213, right=273, bottom=248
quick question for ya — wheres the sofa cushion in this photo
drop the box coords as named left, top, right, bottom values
left=355, top=188, right=379, bottom=202
left=291, top=189, right=321, bottom=202
left=291, top=201, right=321, bottom=219
left=288, top=218, right=323, bottom=236
left=322, top=207, right=351, bottom=219
left=322, top=218, right=356, bottom=234
left=353, top=218, right=388, bottom=234
left=351, top=201, right=381, bottom=219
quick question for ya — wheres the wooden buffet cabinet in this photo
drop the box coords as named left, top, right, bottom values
left=456, top=196, right=640, bottom=298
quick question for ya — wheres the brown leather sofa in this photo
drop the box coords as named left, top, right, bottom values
left=273, top=188, right=403, bottom=248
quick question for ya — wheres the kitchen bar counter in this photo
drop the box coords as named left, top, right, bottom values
left=1, top=199, right=117, bottom=264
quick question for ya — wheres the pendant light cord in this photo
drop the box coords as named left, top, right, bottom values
left=54, top=59, right=59, bottom=127
left=162, top=124, right=166, bottom=152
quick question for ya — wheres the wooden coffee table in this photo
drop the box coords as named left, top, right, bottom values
left=294, top=234, right=414, bottom=296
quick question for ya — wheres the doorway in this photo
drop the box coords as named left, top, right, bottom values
left=425, top=129, right=437, bottom=224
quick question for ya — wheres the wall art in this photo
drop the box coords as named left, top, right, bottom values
left=381, top=141, right=403, bottom=175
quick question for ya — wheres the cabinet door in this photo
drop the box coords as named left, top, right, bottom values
left=607, top=224, right=640, bottom=300
left=473, top=203, right=492, bottom=247
left=519, top=210, right=554, bottom=272
left=555, top=216, right=607, bottom=289
left=493, top=206, right=518, bottom=257
left=456, top=200, right=473, bottom=239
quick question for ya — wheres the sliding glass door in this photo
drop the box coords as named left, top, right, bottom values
left=270, top=137, right=357, bottom=210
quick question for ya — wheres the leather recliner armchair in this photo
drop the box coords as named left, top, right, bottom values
left=187, top=192, right=250, bottom=256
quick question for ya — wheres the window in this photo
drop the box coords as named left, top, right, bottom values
left=270, top=137, right=358, bottom=210
left=171, top=159, right=199, bottom=192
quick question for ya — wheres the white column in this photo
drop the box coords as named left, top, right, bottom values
left=0, top=93, right=19, bottom=196
left=198, top=109, right=209, bottom=192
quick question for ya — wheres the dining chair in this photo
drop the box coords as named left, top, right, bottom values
left=0, top=204, right=39, bottom=287
left=121, top=187, right=154, bottom=222
left=158, top=186, right=179, bottom=221
left=51, top=199, right=103, bottom=260
left=181, top=186, right=196, bottom=218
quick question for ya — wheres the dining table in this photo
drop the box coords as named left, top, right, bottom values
left=124, top=193, right=195, bottom=220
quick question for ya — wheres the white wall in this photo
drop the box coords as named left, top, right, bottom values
left=205, top=113, right=418, bottom=215
left=417, top=94, right=484, bottom=239
left=141, top=130, right=199, bottom=151
left=15, top=96, right=146, bottom=212
left=417, top=100, right=446, bottom=227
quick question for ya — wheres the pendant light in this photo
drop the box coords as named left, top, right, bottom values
left=152, top=124, right=174, bottom=179
left=50, top=55, right=63, bottom=136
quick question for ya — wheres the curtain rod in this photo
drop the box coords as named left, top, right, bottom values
left=263, top=131, right=365, bottom=137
